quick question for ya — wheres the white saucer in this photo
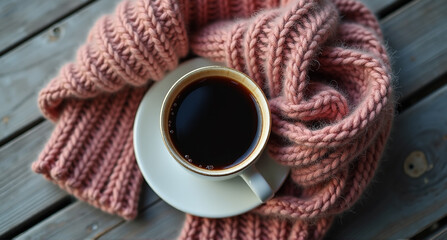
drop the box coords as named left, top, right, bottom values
left=133, top=58, right=289, bottom=218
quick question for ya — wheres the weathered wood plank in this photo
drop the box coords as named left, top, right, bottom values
left=14, top=202, right=123, bottom=240
left=0, top=121, right=68, bottom=237
left=0, top=0, right=90, bottom=54
left=381, top=0, right=447, bottom=100
left=326, top=83, right=447, bottom=239
left=99, top=201, right=185, bottom=240
left=15, top=184, right=159, bottom=240
left=0, top=0, right=122, bottom=143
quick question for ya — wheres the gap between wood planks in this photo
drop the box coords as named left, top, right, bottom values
left=412, top=214, right=447, bottom=240
left=398, top=72, right=447, bottom=113
left=0, top=0, right=98, bottom=57
left=0, top=117, right=44, bottom=148
left=375, top=0, right=412, bottom=19
left=0, top=196, right=74, bottom=240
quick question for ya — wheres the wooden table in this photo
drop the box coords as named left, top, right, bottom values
left=1, top=0, right=446, bottom=239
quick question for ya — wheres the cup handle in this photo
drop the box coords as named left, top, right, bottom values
left=240, top=165, right=274, bottom=202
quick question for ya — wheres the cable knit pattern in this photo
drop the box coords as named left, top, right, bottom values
left=32, top=0, right=393, bottom=238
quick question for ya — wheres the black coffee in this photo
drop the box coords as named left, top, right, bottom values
left=168, top=76, right=259, bottom=170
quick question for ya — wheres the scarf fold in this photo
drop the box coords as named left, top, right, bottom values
left=32, top=0, right=393, bottom=238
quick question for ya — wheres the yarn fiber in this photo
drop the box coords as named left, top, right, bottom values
left=32, top=0, right=393, bottom=238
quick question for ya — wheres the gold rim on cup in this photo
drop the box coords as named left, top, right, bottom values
left=160, top=66, right=271, bottom=178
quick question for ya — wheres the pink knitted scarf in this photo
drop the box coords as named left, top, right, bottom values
left=33, top=0, right=393, bottom=238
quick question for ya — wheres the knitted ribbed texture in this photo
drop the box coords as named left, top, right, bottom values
left=32, top=0, right=393, bottom=238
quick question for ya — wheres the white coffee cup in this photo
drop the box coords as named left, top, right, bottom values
left=160, top=66, right=274, bottom=202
